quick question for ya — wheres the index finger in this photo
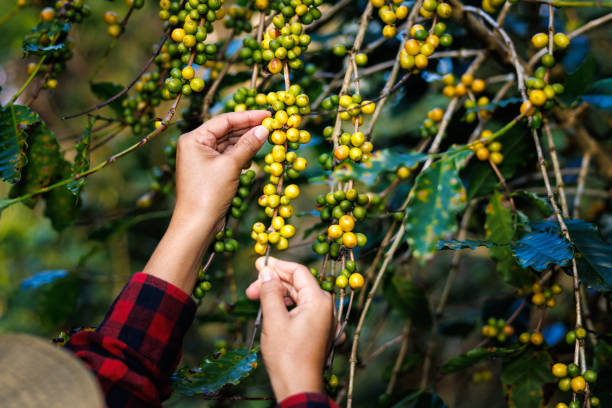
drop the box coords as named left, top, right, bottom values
left=254, top=257, right=322, bottom=305
left=194, top=110, right=270, bottom=140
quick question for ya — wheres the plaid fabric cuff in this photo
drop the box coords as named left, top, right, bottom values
left=96, top=273, right=197, bottom=375
left=278, top=392, right=339, bottom=408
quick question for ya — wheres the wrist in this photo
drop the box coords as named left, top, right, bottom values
left=270, top=370, right=324, bottom=402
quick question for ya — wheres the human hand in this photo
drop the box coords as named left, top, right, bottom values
left=142, top=111, right=269, bottom=294
left=173, top=110, right=270, bottom=232
left=246, top=257, right=335, bottom=402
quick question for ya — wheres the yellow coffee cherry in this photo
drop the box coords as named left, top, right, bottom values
left=336, top=275, right=349, bottom=289
left=531, top=32, right=548, bottom=49
left=349, top=272, right=365, bottom=290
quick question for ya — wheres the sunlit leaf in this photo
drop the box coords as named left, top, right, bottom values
left=0, top=105, right=41, bottom=183
left=512, top=231, right=573, bottom=271
left=501, top=350, right=555, bottom=408
left=582, top=78, right=612, bottom=110
left=67, top=120, right=93, bottom=195
left=404, top=158, right=467, bottom=260
left=22, top=20, right=70, bottom=56
left=172, top=349, right=258, bottom=396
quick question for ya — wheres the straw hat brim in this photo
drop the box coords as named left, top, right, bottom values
left=0, top=333, right=105, bottom=408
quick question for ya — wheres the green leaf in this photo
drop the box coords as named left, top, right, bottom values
left=333, top=149, right=427, bottom=185
left=511, top=191, right=553, bottom=217
left=566, top=220, right=612, bottom=291
left=437, top=239, right=495, bottom=251
left=582, top=78, right=612, bottom=111
left=90, top=82, right=126, bottom=115
left=67, top=120, right=92, bottom=195
left=485, top=191, right=528, bottom=285
left=22, top=21, right=70, bottom=56
left=0, top=105, right=41, bottom=183
left=404, top=158, right=467, bottom=260
left=441, top=346, right=522, bottom=374
left=9, top=122, right=78, bottom=230
left=562, top=55, right=597, bottom=105
left=172, top=349, right=258, bottom=396
left=384, top=274, right=431, bottom=329
left=501, top=350, right=555, bottom=408
left=512, top=231, right=572, bottom=271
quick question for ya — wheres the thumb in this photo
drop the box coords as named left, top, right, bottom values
left=259, top=267, right=289, bottom=326
left=228, top=125, right=269, bottom=168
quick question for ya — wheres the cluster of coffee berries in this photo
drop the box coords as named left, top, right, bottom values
left=223, top=6, right=253, bottom=34
left=103, top=11, right=122, bottom=37
left=121, top=70, right=163, bottom=135
left=193, top=266, right=212, bottom=299
left=553, top=361, right=598, bottom=400
left=213, top=228, right=240, bottom=253
left=311, top=189, right=368, bottom=255
left=565, top=327, right=588, bottom=344
left=333, top=131, right=374, bottom=163
left=269, top=0, right=324, bottom=25
left=531, top=32, right=570, bottom=52
left=481, top=0, right=505, bottom=14
left=417, top=107, right=444, bottom=138
left=159, top=0, right=222, bottom=29
left=331, top=45, right=368, bottom=67
left=518, top=330, right=545, bottom=346
left=25, top=1, right=91, bottom=90
left=240, top=20, right=311, bottom=72
left=370, top=0, right=408, bottom=38
left=471, top=130, right=503, bottom=165
left=334, top=260, right=365, bottom=291
left=529, top=282, right=563, bottom=308
left=320, top=94, right=376, bottom=129
left=230, top=170, right=256, bottom=219
left=441, top=73, right=486, bottom=99
left=472, top=369, right=493, bottom=383
left=481, top=317, right=515, bottom=342
left=525, top=66, right=565, bottom=115
left=400, top=23, right=452, bottom=71
left=42, top=0, right=91, bottom=24
left=419, top=0, right=452, bottom=19
left=137, top=164, right=174, bottom=208
left=225, top=87, right=268, bottom=112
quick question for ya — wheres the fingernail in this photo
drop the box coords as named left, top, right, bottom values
left=254, top=126, right=269, bottom=141
left=260, top=267, right=273, bottom=283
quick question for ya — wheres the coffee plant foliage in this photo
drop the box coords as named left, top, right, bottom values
left=1, top=0, right=612, bottom=407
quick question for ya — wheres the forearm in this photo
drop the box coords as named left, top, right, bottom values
left=142, top=208, right=217, bottom=294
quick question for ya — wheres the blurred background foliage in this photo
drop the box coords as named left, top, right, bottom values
left=1, top=0, right=612, bottom=407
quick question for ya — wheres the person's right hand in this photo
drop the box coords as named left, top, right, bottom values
left=246, top=257, right=335, bottom=402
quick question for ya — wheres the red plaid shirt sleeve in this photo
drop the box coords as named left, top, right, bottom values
left=65, top=272, right=197, bottom=408
left=278, top=392, right=339, bottom=408
left=65, top=272, right=336, bottom=408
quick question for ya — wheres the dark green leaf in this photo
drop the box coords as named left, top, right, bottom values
left=512, top=231, right=573, bottom=271
left=67, top=120, right=93, bottom=195
left=593, top=340, right=612, bottom=407
left=9, top=122, right=78, bottom=230
left=582, top=78, right=612, bottom=111
left=437, top=239, right=494, bottom=251
left=404, top=158, right=467, bottom=259
left=441, top=346, right=522, bottom=374
left=0, top=105, right=41, bottom=183
left=511, top=191, right=553, bottom=217
left=172, top=349, right=258, bottom=396
left=485, top=191, right=526, bottom=285
left=384, top=274, right=431, bottom=329
left=333, top=149, right=427, bottom=185
left=566, top=220, right=612, bottom=291
left=562, top=55, right=596, bottom=105
left=501, top=350, right=555, bottom=408
left=90, top=82, right=127, bottom=115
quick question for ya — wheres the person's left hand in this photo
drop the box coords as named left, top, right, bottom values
left=173, top=110, right=271, bottom=231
